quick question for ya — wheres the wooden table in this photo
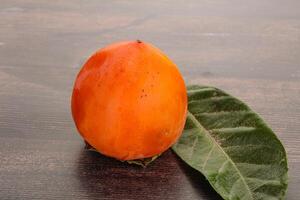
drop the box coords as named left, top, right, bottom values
left=1, top=0, right=299, bottom=199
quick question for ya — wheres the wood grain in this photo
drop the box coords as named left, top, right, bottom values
left=0, top=0, right=299, bottom=199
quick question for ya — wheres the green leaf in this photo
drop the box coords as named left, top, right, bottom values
left=172, top=85, right=288, bottom=200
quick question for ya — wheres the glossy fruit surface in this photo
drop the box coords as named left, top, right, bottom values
left=71, top=40, right=187, bottom=160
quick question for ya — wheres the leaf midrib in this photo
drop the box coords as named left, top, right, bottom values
left=187, top=110, right=254, bottom=200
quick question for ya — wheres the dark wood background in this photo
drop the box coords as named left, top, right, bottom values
left=0, top=0, right=299, bottom=199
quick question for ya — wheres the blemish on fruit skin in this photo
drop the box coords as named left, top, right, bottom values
left=163, top=131, right=170, bottom=136
left=140, top=92, right=148, bottom=98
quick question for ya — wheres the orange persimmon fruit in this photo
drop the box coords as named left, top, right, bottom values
left=71, top=40, right=187, bottom=161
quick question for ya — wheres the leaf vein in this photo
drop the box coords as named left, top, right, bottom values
left=188, top=111, right=254, bottom=200
left=189, top=136, right=199, bottom=160
left=202, top=143, right=215, bottom=170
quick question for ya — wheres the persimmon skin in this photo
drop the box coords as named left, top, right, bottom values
left=71, top=40, right=187, bottom=161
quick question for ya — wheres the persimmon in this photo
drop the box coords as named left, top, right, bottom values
left=71, top=40, right=187, bottom=161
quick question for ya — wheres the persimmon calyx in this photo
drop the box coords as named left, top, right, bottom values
left=84, top=141, right=161, bottom=167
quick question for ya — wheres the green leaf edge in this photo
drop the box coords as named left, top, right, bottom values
left=172, top=85, right=288, bottom=200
